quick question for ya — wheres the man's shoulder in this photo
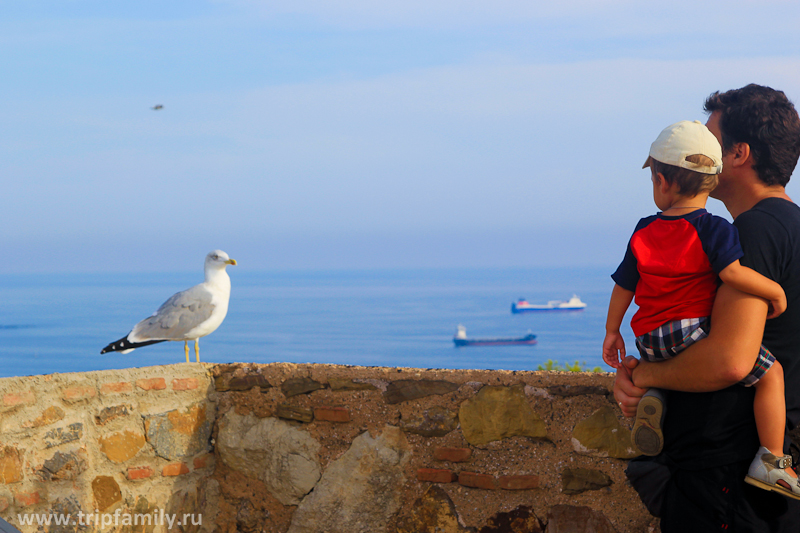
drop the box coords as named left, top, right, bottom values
left=736, top=198, right=800, bottom=241
left=737, top=198, right=800, bottom=224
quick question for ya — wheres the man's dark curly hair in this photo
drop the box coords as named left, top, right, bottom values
left=704, top=84, right=800, bottom=187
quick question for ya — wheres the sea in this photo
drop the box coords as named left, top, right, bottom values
left=0, top=266, right=637, bottom=378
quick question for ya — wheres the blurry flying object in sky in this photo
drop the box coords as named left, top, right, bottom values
left=151, top=104, right=163, bottom=110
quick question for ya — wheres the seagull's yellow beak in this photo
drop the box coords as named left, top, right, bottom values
left=226, top=258, right=237, bottom=266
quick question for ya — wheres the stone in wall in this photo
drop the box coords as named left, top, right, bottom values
left=96, top=405, right=131, bottom=426
left=15, top=490, right=43, bottom=508
left=92, top=475, right=122, bottom=512
left=215, top=372, right=272, bottom=392
left=571, top=406, right=637, bottom=459
left=22, top=406, right=65, bottom=429
left=235, top=500, right=268, bottom=533
left=400, top=406, right=458, bottom=437
left=0, top=446, right=24, bottom=484
left=328, top=377, right=377, bottom=391
left=217, top=411, right=321, bottom=506
left=434, top=447, right=472, bottom=462
left=479, top=506, right=543, bottom=533
left=197, top=479, right=220, bottom=533
left=44, top=423, right=84, bottom=449
left=459, top=385, right=548, bottom=446
left=287, top=425, right=412, bottom=533
left=276, top=404, right=314, bottom=423
left=396, top=485, right=475, bottom=533
left=98, top=429, right=146, bottom=463
left=281, top=377, right=324, bottom=397
left=384, top=380, right=459, bottom=404
left=2, top=391, right=35, bottom=409
left=125, top=495, right=158, bottom=533
left=46, top=495, right=83, bottom=533
left=144, top=402, right=214, bottom=461
left=39, top=449, right=88, bottom=481
left=0, top=488, right=11, bottom=512
left=561, top=468, right=613, bottom=495
left=548, top=385, right=610, bottom=397
left=165, top=484, right=218, bottom=533
left=546, top=505, right=616, bottom=533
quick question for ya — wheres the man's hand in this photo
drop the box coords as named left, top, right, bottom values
left=613, top=356, right=647, bottom=418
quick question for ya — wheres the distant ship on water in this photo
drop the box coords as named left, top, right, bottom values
left=511, top=295, right=587, bottom=313
left=453, top=325, right=537, bottom=347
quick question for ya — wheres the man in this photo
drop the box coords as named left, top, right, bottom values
left=614, top=84, right=800, bottom=531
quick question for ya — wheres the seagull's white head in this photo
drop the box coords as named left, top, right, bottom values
left=205, top=250, right=237, bottom=270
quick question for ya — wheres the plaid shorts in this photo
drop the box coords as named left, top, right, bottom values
left=636, top=317, right=775, bottom=387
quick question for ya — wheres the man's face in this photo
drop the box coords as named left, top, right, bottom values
left=706, top=111, right=730, bottom=200
left=706, top=111, right=723, bottom=146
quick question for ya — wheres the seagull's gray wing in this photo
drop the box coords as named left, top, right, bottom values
left=128, top=285, right=216, bottom=342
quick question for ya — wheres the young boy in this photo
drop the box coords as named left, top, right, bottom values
left=603, top=120, right=800, bottom=499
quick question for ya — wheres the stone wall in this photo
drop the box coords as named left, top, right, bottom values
left=0, top=364, right=217, bottom=533
left=0, top=363, right=657, bottom=533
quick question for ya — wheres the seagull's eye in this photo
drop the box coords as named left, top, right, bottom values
left=213, top=254, right=219, bottom=260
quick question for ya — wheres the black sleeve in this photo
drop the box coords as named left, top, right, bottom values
left=611, top=240, right=639, bottom=292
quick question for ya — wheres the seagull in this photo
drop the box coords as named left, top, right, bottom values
left=151, top=104, right=163, bottom=110
left=101, top=250, right=237, bottom=362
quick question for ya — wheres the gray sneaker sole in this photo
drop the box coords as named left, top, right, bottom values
left=632, top=394, right=664, bottom=456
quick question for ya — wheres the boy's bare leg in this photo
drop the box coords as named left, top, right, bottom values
left=753, top=361, right=797, bottom=478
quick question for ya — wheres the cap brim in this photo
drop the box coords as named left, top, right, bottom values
left=642, top=155, right=653, bottom=169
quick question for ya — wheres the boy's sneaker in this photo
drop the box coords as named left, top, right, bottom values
left=631, top=388, right=665, bottom=456
left=745, top=446, right=800, bottom=500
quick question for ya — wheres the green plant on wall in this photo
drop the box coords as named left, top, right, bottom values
left=536, top=359, right=603, bottom=372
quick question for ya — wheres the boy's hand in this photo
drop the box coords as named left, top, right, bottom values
left=602, top=331, right=626, bottom=368
left=767, top=290, right=787, bottom=319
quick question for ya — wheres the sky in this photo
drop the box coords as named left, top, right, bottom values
left=2, top=0, right=800, bottom=273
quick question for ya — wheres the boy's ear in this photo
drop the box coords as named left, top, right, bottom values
left=656, top=172, right=671, bottom=194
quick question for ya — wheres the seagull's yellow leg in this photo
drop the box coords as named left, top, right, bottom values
left=184, top=341, right=189, bottom=363
left=195, top=339, right=200, bottom=363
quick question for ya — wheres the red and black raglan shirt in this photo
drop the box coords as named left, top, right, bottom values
left=612, top=209, right=743, bottom=337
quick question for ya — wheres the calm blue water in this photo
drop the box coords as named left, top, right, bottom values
left=0, top=267, right=636, bottom=378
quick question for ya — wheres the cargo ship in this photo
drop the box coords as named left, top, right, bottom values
left=453, top=325, right=537, bottom=347
left=511, top=295, right=587, bottom=313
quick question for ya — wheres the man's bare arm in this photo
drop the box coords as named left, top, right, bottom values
left=631, top=283, right=768, bottom=392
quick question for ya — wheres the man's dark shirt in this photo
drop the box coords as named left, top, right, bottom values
left=663, top=197, right=800, bottom=467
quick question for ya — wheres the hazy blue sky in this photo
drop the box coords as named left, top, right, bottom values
left=3, top=1, right=800, bottom=272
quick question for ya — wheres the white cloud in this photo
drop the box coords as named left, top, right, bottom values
left=216, top=0, right=635, bottom=27
left=213, top=0, right=800, bottom=35
left=6, top=55, right=799, bottom=248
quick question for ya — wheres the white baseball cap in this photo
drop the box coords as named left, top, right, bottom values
left=643, top=120, right=723, bottom=175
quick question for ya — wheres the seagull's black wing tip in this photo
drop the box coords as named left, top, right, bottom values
left=101, top=336, right=167, bottom=354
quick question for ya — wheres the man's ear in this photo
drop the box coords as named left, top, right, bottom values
left=729, top=142, right=753, bottom=168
